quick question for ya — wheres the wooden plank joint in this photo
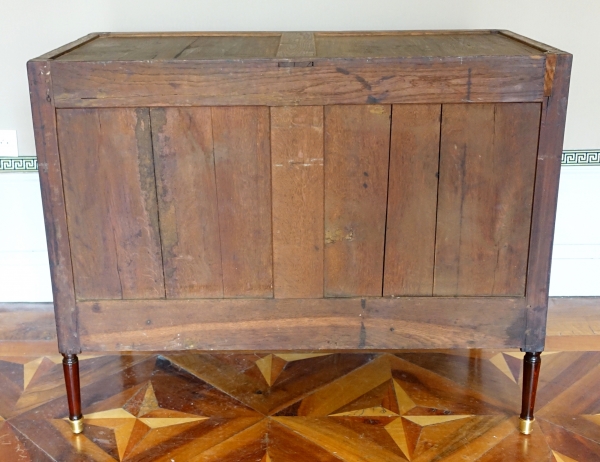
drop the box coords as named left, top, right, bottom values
left=276, top=32, right=316, bottom=59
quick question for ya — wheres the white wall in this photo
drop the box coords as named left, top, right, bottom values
left=2, top=0, right=600, bottom=155
left=550, top=166, right=600, bottom=296
left=0, top=174, right=52, bottom=301
left=1, top=0, right=599, bottom=300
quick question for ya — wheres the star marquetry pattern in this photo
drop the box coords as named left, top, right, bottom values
left=553, top=451, right=579, bottom=462
left=0, top=350, right=598, bottom=460
left=255, top=353, right=329, bottom=386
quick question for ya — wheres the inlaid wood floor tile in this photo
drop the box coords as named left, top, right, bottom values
left=472, top=420, right=553, bottom=462
left=0, top=421, right=28, bottom=461
left=185, top=418, right=268, bottom=462
left=409, top=415, right=494, bottom=462
left=389, top=355, right=510, bottom=416
left=0, top=420, right=55, bottom=461
left=268, top=419, right=343, bottom=462
left=1, top=351, right=599, bottom=460
left=538, top=417, right=600, bottom=461
left=552, top=451, right=579, bottom=462
left=489, top=352, right=521, bottom=383
left=536, top=352, right=600, bottom=412
left=274, top=416, right=408, bottom=461
left=394, top=351, right=521, bottom=414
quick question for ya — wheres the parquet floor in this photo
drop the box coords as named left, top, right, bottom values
left=1, top=349, right=599, bottom=461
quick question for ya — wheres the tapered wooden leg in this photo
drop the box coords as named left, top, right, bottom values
left=62, top=354, right=84, bottom=434
left=519, top=351, right=541, bottom=435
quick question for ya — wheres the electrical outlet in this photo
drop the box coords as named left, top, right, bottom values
left=0, top=130, right=19, bottom=157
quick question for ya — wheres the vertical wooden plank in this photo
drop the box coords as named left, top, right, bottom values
left=271, top=106, right=324, bottom=298
left=324, top=105, right=391, bottom=297
left=151, top=108, right=223, bottom=298
left=383, top=104, right=441, bottom=296
left=27, top=60, right=80, bottom=354
left=492, top=103, right=541, bottom=293
left=57, top=109, right=120, bottom=299
left=212, top=107, right=273, bottom=298
left=57, top=108, right=165, bottom=300
left=434, top=103, right=540, bottom=296
left=525, top=53, right=572, bottom=351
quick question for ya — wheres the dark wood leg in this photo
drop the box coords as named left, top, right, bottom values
left=519, top=351, right=541, bottom=434
left=62, top=354, right=84, bottom=434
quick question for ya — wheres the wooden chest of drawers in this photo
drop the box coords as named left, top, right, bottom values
left=28, top=30, right=571, bottom=434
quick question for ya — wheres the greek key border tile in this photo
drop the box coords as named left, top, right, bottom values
left=561, top=150, right=600, bottom=166
left=0, top=157, right=38, bottom=172
left=0, top=151, right=598, bottom=173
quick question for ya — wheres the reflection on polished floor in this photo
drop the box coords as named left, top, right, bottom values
left=0, top=299, right=599, bottom=461
left=0, top=349, right=599, bottom=461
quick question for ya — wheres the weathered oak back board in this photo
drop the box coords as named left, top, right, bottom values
left=28, top=31, right=571, bottom=355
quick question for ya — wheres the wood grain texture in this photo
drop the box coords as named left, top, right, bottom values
left=57, top=108, right=165, bottom=300
left=324, top=105, right=391, bottom=297
left=11, top=350, right=600, bottom=460
left=545, top=336, right=600, bottom=352
left=176, top=35, right=281, bottom=60
left=163, top=353, right=376, bottom=417
left=55, top=36, right=199, bottom=61
left=434, top=103, right=540, bottom=296
left=27, top=61, right=79, bottom=354
left=80, top=298, right=362, bottom=351
left=524, top=53, right=573, bottom=351
left=77, top=297, right=526, bottom=351
left=4, top=298, right=596, bottom=353
left=50, top=57, right=545, bottom=108
left=384, top=104, right=441, bottom=296
left=546, top=298, right=600, bottom=338
left=0, top=304, right=55, bottom=344
left=51, top=31, right=541, bottom=62
left=0, top=303, right=58, bottom=355
left=0, top=341, right=58, bottom=356
left=544, top=54, right=557, bottom=97
left=29, top=31, right=570, bottom=372
left=315, top=30, right=493, bottom=36
left=212, top=107, right=273, bottom=298
left=0, top=303, right=57, bottom=356
left=276, top=32, right=316, bottom=58
left=314, top=32, right=541, bottom=58
left=151, top=108, right=223, bottom=298
left=271, top=106, right=324, bottom=298
left=497, top=30, right=566, bottom=54
left=269, top=420, right=346, bottom=462
left=274, top=416, right=407, bottom=461
left=33, top=33, right=103, bottom=60
left=365, top=297, right=526, bottom=350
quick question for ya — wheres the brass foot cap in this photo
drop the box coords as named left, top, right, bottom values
left=519, top=417, right=534, bottom=435
left=69, top=417, right=84, bottom=434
